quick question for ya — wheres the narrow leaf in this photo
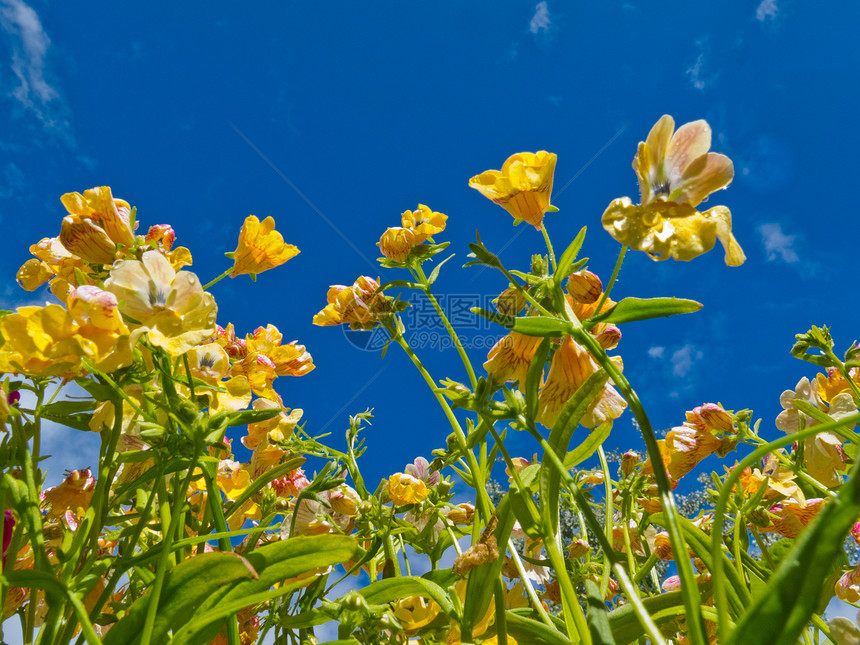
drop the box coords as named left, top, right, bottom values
left=589, top=297, right=702, bottom=325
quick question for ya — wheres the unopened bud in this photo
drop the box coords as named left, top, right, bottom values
left=747, top=509, right=770, bottom=528
left=567, top=538, right=591, bottom=559
left=567, top=270, right=603, bottom=304
left=595, top=325, right=622, bottom=350
left=699, top=403, right=735, bottom=433
left=496, top=287, right=527, bottom=316
left=654, top=532, right=673, bottom=561
left=620, top=450, right=639, bottom=477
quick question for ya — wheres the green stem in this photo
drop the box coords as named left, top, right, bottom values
left=392, top=333, right=492, bottom=519
left=597, top=446, right=615, bottom=599
left=593, top=244, right=627, bottom=317
left=541, top=223, right=557, bottom=273
left=202, top=266, right=233, bottom=291
left=413, top=264, right=478, bottom=389
left=506, top=539, right=557, bottom=632
left=613, top=564, right=668, bottom=645
left=140, top=460, right=198, bottom=645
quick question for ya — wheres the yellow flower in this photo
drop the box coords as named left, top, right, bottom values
left=312, top=276, right=391, bottom=329
left=469, top=151, right=557, bottom=230
left=245, top=324, right=315, bottom=376
left=243, top=398, right=302, bottom=448
left=0, top=288, right=132, bottom=377
left=536, top=336, right=627, bottom=429
left=105, top=250, right=217, bottom=355
left=388, top=472, right=429, bottom=505
left=401, top=204, right=447, bottom=243
left=230, top=215, right=300, bottom=278
left=377, top=227, right=416, bottom=263
left=43, top=469, right=95, bottom=519
left=393, top=596, right=441, bottom=636
left=483, top=332, right=543, bottom=385
left=59, top=187, right=135, bottom=265
left=17, top=237, right=93, bottom=299
left=602, top=115, right=745, bottom=266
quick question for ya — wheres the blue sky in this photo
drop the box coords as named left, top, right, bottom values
left=2, top=0, right=859, bottom=492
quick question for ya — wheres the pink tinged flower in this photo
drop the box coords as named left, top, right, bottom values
left=764, top=498, right=827, bottom=539
left=145, top=225, right=176, bottom=251
left=66, top=285, right=127, bottom=332
left=851, top=522, right=860, bottom=547
left=405, top=456, right=440, bottom=487
left=836, top=567, right=860, bottom=603
left=662, top=575, right=682, bottom=592
left=688, top=403, right=734, bottom=433
left=272, top=468, right=310, bottom=498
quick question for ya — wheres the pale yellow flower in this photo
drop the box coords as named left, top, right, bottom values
left=392, top=596, right=441, bottom=636
left=469, top=151, right=557, bottom=230
left=483, top=332, right=543, bottom=385
left=105, top=250, right=217, bottom=355
left=230, top=215, right=299, bottom=278
left=602, top=115, right=745, bottom=266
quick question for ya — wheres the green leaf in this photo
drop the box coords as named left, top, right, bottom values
left=223, top=456, right=305, bottom=520
left=178, top=535, right=360, bottom=644
left=470, top=308, right=572, bottom=337
left=725, top=461, right=860, bottom=645
left=585, top=579, right=617, bottom=645
left=505, top=610, right=572, bottom=644
left=607, top=579, right=712, bottom=644
left=563, top=422, right=612, bottom=470
left=211, top=406, right=283, bottom=428
left=427, top=253, right=456, bottom=285
left=103, top=552, right=258, bottom=645
left=525, top=338, right=552, bottom=419
left=358, top=577, right=456, bottom=618
left=553, top=226, right=587, bottom=286
left=588, top=297, right=702, bottom=325
left=651, top=513, right=750, bottom=618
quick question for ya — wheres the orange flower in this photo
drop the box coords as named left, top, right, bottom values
left=43, top=469, right=96, bottom=518
left=760, top=498, right=827, bottom=539
left=536, top=336, right=627, bottom=429
left=483, top=332, right=543, bottom=385
left=312, top=276, right=391, bottom=329
left=230, top=215, right=300, bottom=278
left=469, top=151, right=557, bottom=230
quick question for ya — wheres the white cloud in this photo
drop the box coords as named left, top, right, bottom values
left=686, top=37, right=717, bottom=91
left=647, top=346, right=665, bottom=359
left=0, top=0, right=73, bottom=142
left=756, top=0, right=778, bottom=21
left=529, top=1, right=550, bottom=35
left=670, top=344, right=702, bottom=378
left=758, top=222, right=799, bottom=263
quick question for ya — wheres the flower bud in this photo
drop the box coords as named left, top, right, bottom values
left=595, top=325, right=622, bottom=350
left=567, top=538, right=591, bottom=559
left=496, top=287, right=526, bottom=316
left=377, top=227, right=415, bottom=263
left=567, top=270, right=603, bottom=304
left=329, top=485, right=361, bottom=516
left=620, top=450, right=639, bottom=477
left=445, top=503, right=475, bottom=526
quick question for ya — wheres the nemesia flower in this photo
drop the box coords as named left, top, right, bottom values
left=43, top=469, right=96, bottom=519
left=243, top=399, right=302, bottom=448
left=393, top=596, right=441, bottom=635
left=272, top=468, right=310, bottom=498
left=836, top=568, right=860, bottom=603
left=736, top=452, right=805, bottom=503
left=567, top=538, right=590, bottom=559
left=601, top=115, right=745, bottom=266
left=377, top=227, right=416, bottom=263
left=244, top=325, right=315, bottom=377
left=2, top=511, right=13, bottom=567
left=776, top=376, right=856, bottom=486
left=536, top=336, right=627, bottom=429
left=445, top=503, right=475, bottom=526
left=483, top=332, right=543, bottom=385
left=59, top=187, right=135, bottom=264
left=401, top=204, right=447, bottom=243
left=312, top=276, right=391, bottom=329
left=145, top=224, right=193, bottom=271
left=388, top=472, right=430, bottom=506
left=328, top=484, right=361, bottom=516
left=760, top=498, right=827, bottom=539
left=0, top=296, right=132, bottom=377
left=645, top=424, right=722, bottom=483
left=817, top=367, right=860, bottom=404
left=469, top=151, right=557, bottom=230
left=229, top=215, right=300, bottom=278
left=104, top=250, right=217, bottom=355
left=405, top=456, right=440, bottom=487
